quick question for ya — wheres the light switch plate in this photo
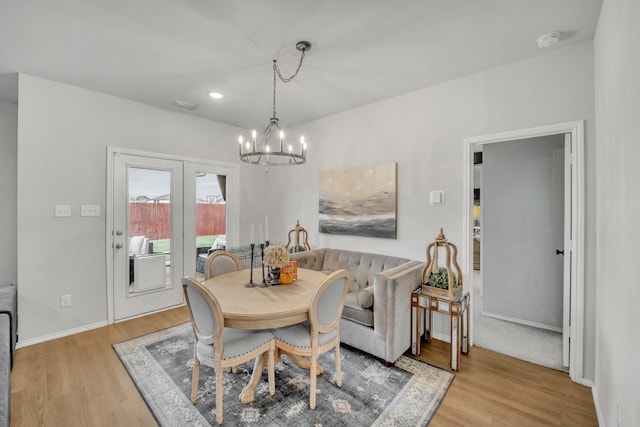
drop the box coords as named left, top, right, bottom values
left=429, top=191, right=445, bottom=205
left=80, top=205, right=101, bottom=217
left=54, top=205, right=72, bottom=217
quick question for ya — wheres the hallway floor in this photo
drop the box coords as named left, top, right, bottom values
left=471, top=271, right=567, bottom=371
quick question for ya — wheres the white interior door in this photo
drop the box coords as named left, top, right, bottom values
left=111, top=153, right=184, bottom=320
left=482, top=135, right=565, bottom=331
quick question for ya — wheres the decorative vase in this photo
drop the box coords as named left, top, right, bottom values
left=268, top=267, right=282, bottom=285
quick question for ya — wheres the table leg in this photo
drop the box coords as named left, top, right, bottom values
left=239, top=351, right=267, bottom=403
left=412, top=300, right=421, bottom=355
left=279, top=350, right=325, bottom=375
left=448, top=313, right=457, bottom=371
left=426, top=307, right=433, bottom=343
left=462, top=299, right=470, bottom=355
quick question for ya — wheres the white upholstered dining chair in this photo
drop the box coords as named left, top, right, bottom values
left=204, top=250, right=243, bottom=280
left=182, top=276, right=275, bottom=425
left=271, top=269, right=349, bottom=409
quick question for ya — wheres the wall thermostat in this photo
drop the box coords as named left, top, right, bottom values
left=429, top=191, right=445, bottom=205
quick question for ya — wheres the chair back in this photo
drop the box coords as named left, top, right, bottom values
left=182, top=276, right=224, bottom=347
left=309, top=269, right=349, bottom=334
left=204, top=250, right=243, bottom=279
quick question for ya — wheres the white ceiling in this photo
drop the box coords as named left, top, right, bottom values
left=0, top=0, right=602, bottom=129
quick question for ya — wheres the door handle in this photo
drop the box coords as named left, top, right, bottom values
left=115, top=243, right=123, bottom=249
left=115, top=230, right=123, bottom=236
left=556, top=249, right=564, bottom=256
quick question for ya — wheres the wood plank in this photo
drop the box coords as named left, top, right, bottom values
left=415, top=338, right=598, bottom=427
left=10, top=307, right=597, bottom=426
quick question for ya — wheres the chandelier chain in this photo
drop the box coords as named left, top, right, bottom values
left=271, top=48, right=308, bottom=119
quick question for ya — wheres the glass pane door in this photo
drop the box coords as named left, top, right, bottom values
left=194, top=172, right=227, bottom=279
left=128, top=166, right=172, bottom=293
left=112, top=154, right=183, bottom=320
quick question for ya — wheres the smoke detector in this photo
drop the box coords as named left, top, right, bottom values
left=537, top=32, right=560, bottom=48
left=170, top=100, right=199, bottom=111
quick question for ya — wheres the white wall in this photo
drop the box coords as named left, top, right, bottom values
left=594, top=0, right=640, bottom=425
left=16, top=74, right=266, bottom=343
left=0, top=101, right=17, bottom=286
left=267, top=42, right=597, bottom=381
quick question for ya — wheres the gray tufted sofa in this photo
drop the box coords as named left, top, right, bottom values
left=289, top=248, right=423, bottom=364
left=0, top=283, right=17, bottom=427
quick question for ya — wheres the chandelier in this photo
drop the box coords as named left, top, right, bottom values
left=238, top=41, right=311, bottom=167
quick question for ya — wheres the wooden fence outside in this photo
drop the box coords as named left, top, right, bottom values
left=129, top=202, right=226, bottom=240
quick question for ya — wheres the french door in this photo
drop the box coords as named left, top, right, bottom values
left=107, top=149, right=240, bottom=322
left=111, top=153, right=184, bottom=320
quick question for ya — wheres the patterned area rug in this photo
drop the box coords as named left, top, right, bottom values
left=113, top=323, right=454, bottom=426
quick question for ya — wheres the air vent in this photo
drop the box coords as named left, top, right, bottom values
left=170, top=100, right=199, bottom=111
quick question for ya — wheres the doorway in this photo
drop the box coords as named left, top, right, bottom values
left=463, top=121, right=585, bottom=383
left=106, top=148, right=239, bottom=323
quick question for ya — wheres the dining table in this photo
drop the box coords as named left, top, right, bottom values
left=202, top=267, right=328, bottom=403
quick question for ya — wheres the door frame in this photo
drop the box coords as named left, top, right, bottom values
left=106, top=147, right=239, bottom=324
left=462, top=120, right=585, bottom=384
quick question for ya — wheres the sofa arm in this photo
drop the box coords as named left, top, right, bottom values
left=0, top=284, right=16, bottom=367
left=372, top=261, right=424, bottom=363
left=0, top=314, right=10, bottom=427
left=289, top=248, right=327, bottom=271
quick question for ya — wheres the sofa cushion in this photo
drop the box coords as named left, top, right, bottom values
left=342, top=292, right=374, bottom=327
left=356, top=285, right=374, bottom=309
left=320, top=250, right=410, bottom=291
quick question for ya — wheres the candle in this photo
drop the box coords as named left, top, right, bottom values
left=265, top=216, right=269, bottom=242
left=259, top=223, right=263, bottom=244
left=250, top=223, right=255, bottom=244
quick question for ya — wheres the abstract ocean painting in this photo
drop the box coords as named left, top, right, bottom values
left=319, top=163, right=397, bottom=239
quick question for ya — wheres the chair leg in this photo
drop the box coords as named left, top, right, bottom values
left=215, top=365, right=224, bottom=425
left=191, top=356, right=200, bottom=403
left=309, top=356, right=317, bottom=409
left=335, top=344, right=343, bottom=387
left=268, top=344, right=275, bottom=395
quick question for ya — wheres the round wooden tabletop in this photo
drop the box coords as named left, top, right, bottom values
left=202, top=268, right=328, bottom=330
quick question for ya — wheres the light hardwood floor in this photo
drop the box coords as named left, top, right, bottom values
left=10, top=307, right=597, bottom=426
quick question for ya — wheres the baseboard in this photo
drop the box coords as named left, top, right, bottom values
left=16, top=320, right=109, bottom=348
left=481, top=310, right=562, bottom=333
left=431, top=331, right=451, bottom=343
left=591, top=384, right=605, bottom=427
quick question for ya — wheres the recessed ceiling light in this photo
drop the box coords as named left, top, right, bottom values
left=207, top=91, right=224, bottom=99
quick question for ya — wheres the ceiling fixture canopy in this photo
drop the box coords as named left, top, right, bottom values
left=238, top=41, right=311, bottom=167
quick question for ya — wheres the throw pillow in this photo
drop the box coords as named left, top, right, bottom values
left=356, top=285, right=374, bottom=309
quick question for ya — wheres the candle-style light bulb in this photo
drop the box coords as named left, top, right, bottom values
left=245, top=141, right=251, bottom=150
left=288, top=144, right=293, bottom=153
left=279, top=130, right=285, bottom=152
left=251, top=129, right=257, bottom=151
left=238, top=135, right=244, bottom=155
